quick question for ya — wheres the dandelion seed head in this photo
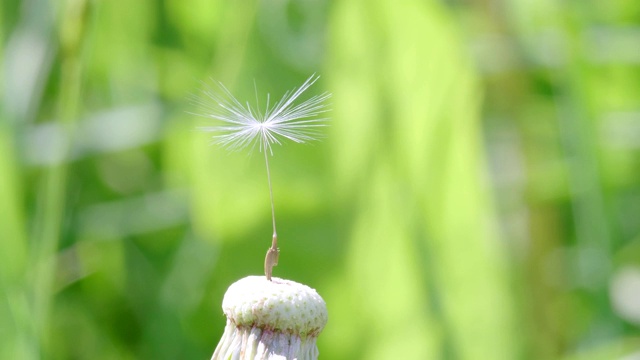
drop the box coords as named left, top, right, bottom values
left=193, top=74, right=331, bottom=155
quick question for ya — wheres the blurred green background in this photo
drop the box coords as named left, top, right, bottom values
left=1, top=0, right=640, bottom=359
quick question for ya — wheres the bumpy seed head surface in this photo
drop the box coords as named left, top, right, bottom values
left=222, top=276, right=328, bottom=337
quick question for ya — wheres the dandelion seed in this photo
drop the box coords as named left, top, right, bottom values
left=193, top=74, right=331, bottom=281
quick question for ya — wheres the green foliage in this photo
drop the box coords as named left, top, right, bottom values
left=1, top=0, right=639, bottom=359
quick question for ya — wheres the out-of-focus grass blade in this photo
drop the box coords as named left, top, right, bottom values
left=0, top=125, right=32, bottom=359
left=325, top=0, right=520, bottom=358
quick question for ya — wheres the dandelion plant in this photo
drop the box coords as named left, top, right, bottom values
left=212, top=276, right=328, bottom=360
left=196, top=74, right=330, bottom=280
left=194, top=75, right=331, bottom=359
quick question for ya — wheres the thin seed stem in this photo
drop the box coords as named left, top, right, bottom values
left=264, top=145, right=277, bottom=240
left=263, top=139, right=280, bottom=281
